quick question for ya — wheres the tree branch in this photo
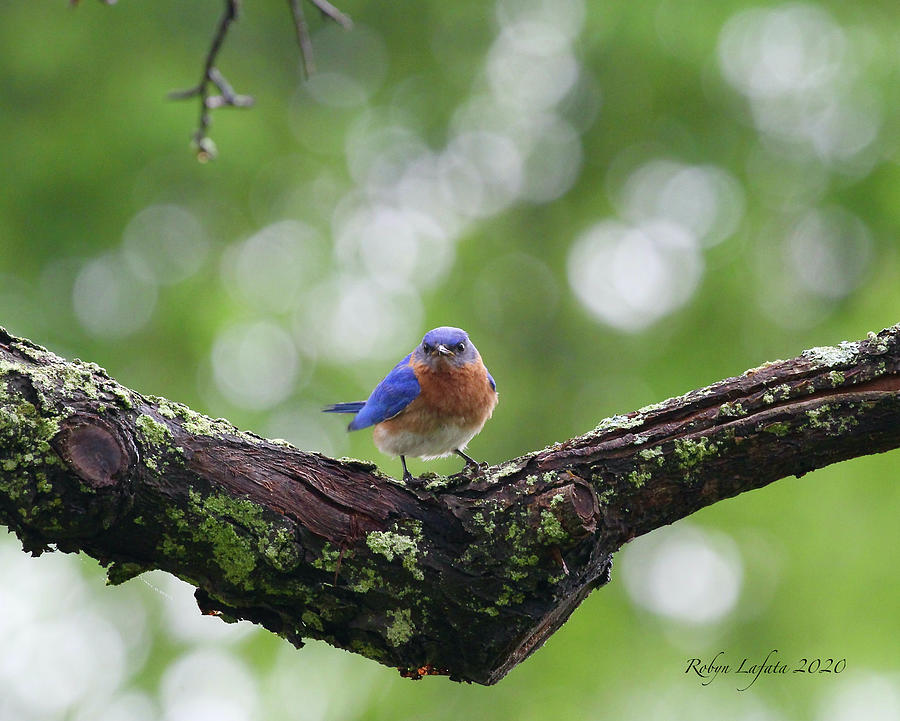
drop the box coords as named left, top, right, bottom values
left=1, top=323, right=899, bottom=684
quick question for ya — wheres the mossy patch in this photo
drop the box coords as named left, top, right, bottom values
left=155, top=490, right=300, bottom=589
left=593, top=413, right=643, bottom=433
left=762, top=421, right=791, bottom=437
left=0, top=397, right=64, bottom=519
left=538, top=509, right=567, bottom=544
left=801, top=341, right=859, bottom=368
left=366, top=525, right=424, bottom=580
left=136, top=414, right=172, bottom=448
left=807, top=405, right=860, bottom=436
left=385, top=608, right=414, bottom=646
left=638, top=447, right=664, bottom=466
left=673, top=437, right=718, bottom=470
left=718, top=401, right=746, bottom=417
left=626, top=469, right=652, bottom=487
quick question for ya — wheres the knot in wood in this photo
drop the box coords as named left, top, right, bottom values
left=533, top=480, right=599, bottom=543
left=54, top=416, right=133, bottom=488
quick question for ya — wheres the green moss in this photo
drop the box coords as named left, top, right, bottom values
left=158, top=489, right=299, bottom=589
left=829, top=370, right=845, bottom=386
left=763, top=421, right=791, bottom=437
left=201, top=491, right=297, bottom=571
left=301, top=610, right=324, bottom=632
left=351, top=566, right=380, bottom=594
left=385, top=608, right=414, bottom=646
left=422, top=472, right=452, bottom=490
left=472, top=510, right=497, bottom=535
left=335, top=456, right=378, bottom=471
left=505, top=520, right=523, bottom=543
left=538, top=509, right=567, bottom=544
left=718, top=401, right=746, bottom=417
left=136, top=414, right=172, bottom=448
left=496, top=585, right=524, bottom=607
left=154, top=402, right=178, bottom=419
left=366, top=528, right=424, bottom=580
left=762, top=391, right=775, bottom=404
left=312, top=544, right=342, bottom=573
left=807, top=406, right=828, bottom=429
left=638, top=447, right=664, bottom=466
left=59, top=363, right=101, bottom=399
left=673, top=437, right=718, bottom=470
left=807, top=405, right=859, bottom=435
left=184, top=410, right=231, bottom=436
left=264, top=526, right=300, bottom=572
left=626, top=469, right=652, bottom=487
left=0, top=398, right=64, bottom=517
left=109, top=385, right=133, bottom=409
left=197, top=515, right=256, bottom=586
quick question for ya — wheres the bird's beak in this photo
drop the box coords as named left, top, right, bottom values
left=436, top=344, right=452, bottom=356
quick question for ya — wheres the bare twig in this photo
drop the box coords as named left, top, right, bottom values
left=308, top=0, right=353, bottom=28
left=288, top=0, right=353, bottom=78
left=168, top=0, right=253, bottom=161
left=288, top=0, right=317, bottom=78
left=166, top=0, right=351, bottom=158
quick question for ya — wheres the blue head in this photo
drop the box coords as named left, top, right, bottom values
left=413, top=326, right=479, bottom=370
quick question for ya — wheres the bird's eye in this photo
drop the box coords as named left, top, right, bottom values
left=455, top=342, right=466, bottom=353
left=423, top=343, right=433, bottom=354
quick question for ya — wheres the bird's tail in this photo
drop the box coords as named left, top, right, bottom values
left=322, top=401, right=365, bottom=414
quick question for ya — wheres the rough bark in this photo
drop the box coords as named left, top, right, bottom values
left=1, top=324, right=899, bottom=684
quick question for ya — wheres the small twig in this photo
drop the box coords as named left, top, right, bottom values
left=288, top=0, right=317, bottom=79
left=168, top=0, right=252, bottom=161
left=308, top=0, right=353, bottom=28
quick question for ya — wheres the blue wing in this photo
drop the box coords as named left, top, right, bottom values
left=487, top=369, right=496, bottom=391
left=347, top=354, right=421, bottom=431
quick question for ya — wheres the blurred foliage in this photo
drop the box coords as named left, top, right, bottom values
left=1, top=0, right=900, bottom=719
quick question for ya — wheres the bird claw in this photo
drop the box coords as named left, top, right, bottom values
left=403, top=470, right=435, bottom=487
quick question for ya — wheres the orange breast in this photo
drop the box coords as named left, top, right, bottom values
left=379, top=354, right=498, bottom=435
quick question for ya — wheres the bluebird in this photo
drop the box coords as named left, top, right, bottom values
left=324, top=327, right=498, bottom=483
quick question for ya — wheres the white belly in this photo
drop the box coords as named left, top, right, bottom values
left=373, top=422, right=481, bottom=459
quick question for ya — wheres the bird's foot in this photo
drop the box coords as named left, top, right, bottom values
left=455, top=449, right=487, bottom=474
left=399, top=456, right=421, bottom=486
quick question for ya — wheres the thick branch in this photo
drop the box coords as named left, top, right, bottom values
left=1, top=324, right=899, bottom=684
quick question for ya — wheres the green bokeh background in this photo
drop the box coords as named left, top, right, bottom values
left=1, top=1, right=899, bottom=719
